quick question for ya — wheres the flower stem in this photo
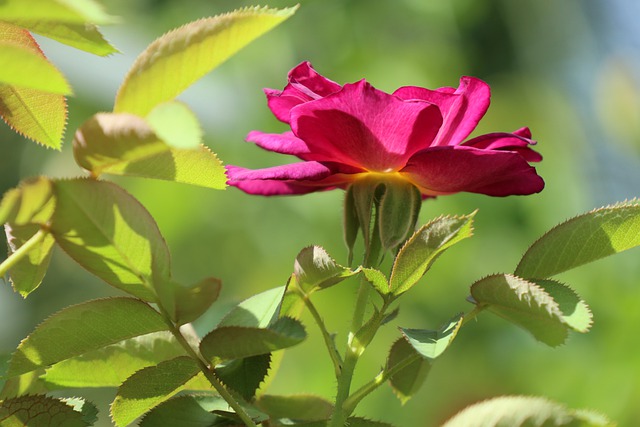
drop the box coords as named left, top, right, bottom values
left=160, top=310, right=257, bottom=427
left=0, top=227, right=48, bottom=278
left=294, top=285, right=343, bottom=378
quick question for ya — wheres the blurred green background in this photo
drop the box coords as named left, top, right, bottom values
left=2, top=0, right=640, bottom=425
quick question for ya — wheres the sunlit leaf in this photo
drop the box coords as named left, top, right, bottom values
left=73, top=113, right=226, bottom=189
left=362, top=267, right=389, bottom=296
left=256, top=394, right=333, bottom=422
left=0, top=41, right=72, bottom=94
left=217, top=286, right=286, bottom=328
left=138, top=395, right=228, bottom=427
left=389, top=213, right=475, bottom=296
left=0, top=369, right=48, bottom=400
left=470, top=274, right=569, bottom=347
left=0, top=176, right=56, bottom=226
left=41, top=331, right=185, bottom=388
left=441, top=395, right=615, bottom=427
left=111, top=356, right=202, bottom=427
left=200, top=317, right=306, bottom=361
left=515, top=201, right=640, bottom=279
left=146, top=101, right=202, bottom=149
left=50, top=179, right=171, bottom=300
left=535, top=279, right=593, bottom=333
left=293, top=246, right=356, bottom=293
left=0, top=0, right=117, bottom=24
left=20, top=21, right=119, bottom=56
left=113, top=6, right=298, bottom=116
left=386, top=338, right=430, bottom=405
left=216, top=354, right=271, bottom=401
left=173, top=277, right=221, bottom=325
left=400, top=313, right=463, bottom=360
left=0, top=395, right=96, bottom=426
left=4, top=224, right=55, bottom=296
left=7, top=297, right=167, bottom=377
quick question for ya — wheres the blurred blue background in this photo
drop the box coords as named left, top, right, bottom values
left=2, top=0, right=640, bottom=425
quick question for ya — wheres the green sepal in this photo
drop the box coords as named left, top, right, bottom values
left=293, top=246, right=357, bottom=293
left=343, top=185, right=359, bottom=265
left=515, top=200, right=640, bottom=279
left=377, top=178, right=421, bottom=251
left=441, top=395, right=615, bottom=427
left=389, top=212, right=475, bottom=297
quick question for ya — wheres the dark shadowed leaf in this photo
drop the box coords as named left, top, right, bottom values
left=216, top=354, right=271, bottom=401
left=138, top=395, right=227, bottom=427
left=293, top=246, right=356, bottom=293
left=0, top=176, right=55, bottom=227
left=0, top=395, right=96, bottom=426
left=256, top=394, right=333, bottom=422
left=386, top=338, right=430, bottom=405
left=4, top=224, right=55, bottom=296
left=173, top=277, right=221, bottom=325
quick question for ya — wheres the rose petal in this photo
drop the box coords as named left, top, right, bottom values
left=246, top=131, right=311, bottom=157
left=394, top=76, right=491, bottom=147
left=266, top=62, right=343, bottom=123
left=401, top=145, right=544, bottom=197
left=462, top=127, right=542, bottom=162
left=226, top=162, right=332, bottom=182
left=290, top=80, right=442, bottom=171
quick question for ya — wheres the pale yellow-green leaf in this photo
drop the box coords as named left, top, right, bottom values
left=0, top=42, right=72, bottom=94
left=74, top=112, right=226, bottom=189
left=18, top=21, right=119, bottom=56
left=146, top=101, right=202, bottom=149
left=113, top=6, right=298, bottom=116
left=0, top=0, right=117, bottom=25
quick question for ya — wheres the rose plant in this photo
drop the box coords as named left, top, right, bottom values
left=1, top=2, right=639, bottom=427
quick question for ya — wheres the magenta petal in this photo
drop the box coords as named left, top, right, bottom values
left=394, top=76, right=491, bottom=146
left=462, top=127, right=542, bottom=162
left=266, top=62, right=343, bottom=123
left=402, top=146, right=544, bottom=196
left=226, top=162, right=332, bottom=182
left=247, top=131, right=311, bottom=157
left=291, top=80, right=442, bottom=171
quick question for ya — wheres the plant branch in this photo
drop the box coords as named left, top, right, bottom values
left=0, top=227, right=48, bottom=278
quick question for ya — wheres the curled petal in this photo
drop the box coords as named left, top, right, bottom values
left=226, top=162, right=332, bottom=182
left=291, top=80, right=442, bottom=171
left=402, top=146, right=544, bottom=197
left=247, top=131, right=310, bottom=157
left=463, top=127, right=542, bottom=162
left=394, top=76, right=491, bottom=146
left=266, top=61, right=343, bottom=123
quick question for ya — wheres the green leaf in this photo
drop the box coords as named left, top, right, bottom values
left=41, top=331, right=186, bottom=388
left=216, top=354, right=271, bottom=401
left=173, top=277, right=221, bottom=326
left=400, top=313, right=463, bottom=360
left=145, top=101, right=202, bottom=149
left=50, top=179, right=171, bottom=301
left=256, top=394, right=333, bottom=422
left=113, top=6, right=298, bottom=116
left=73, top=113, right=226, bottom=189
left=441, top=395, right=615, bottom=427
left=535, top=279, right=593, bottom=333
left=218, top=286, right=286, bottom=328
left=0, top=0, right=117, bottom=24
left=200, top=317, right=306, bottom=361
left=19, top=21, right=119, bottom=56
left=0, top=395, right=96, bottom=426
left=362, top=267, right=390, bottom=296
left=386, top=338, right=431, bottom=405
left=138, top=395, right=227, bottom=427
left=7, top=297, right=168, bottom=377
left=293, top=246, right=356, bottom=293
left=61, top=398, right=99, bottom=425
left=470, top=274, right=570, bottom=347
left=111, top=356, right=202, bottom=427
left=389, top=213, right=475, bottom=296
left=0, top=41, right=72, bottom=94
left=0, top=176, right=56, bottom=226
left=5, top=224, right=55, bottom=296
left=515, top=200, right=640, bottom=279
left=298, top=418, right=396, bottom=427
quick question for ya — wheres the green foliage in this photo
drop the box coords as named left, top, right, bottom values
left=172, top=278, right=221, bottom=326
left=441, top=395, right=615, bottom=427
left=386, top=338, right=430, bottom=405
left=0, top=395, right=97, bottom=426
left=138, top=395, right=228, bottom=427
left=73, top=113, right=226, bottom=189
left=7, top=297, right=168, bottom=377
left=293, top=246, right=357, bottom=293
left=0, top=176, right=56, bottom=226
left=256, top=394, right=334, bottom=422
left=200, top=317, right=306, bottom=361
left=0, top=0, right=116, bottom=25
left=41, top=332, right=186, bottom=388
left=50, top=179, right=171, bottom=301
left=388, top=213, right=475, bottom=296
left=111, top=356, right=203, bottom=427
left=218, top=286, right=287, bottom=328
left=515, top=200, right=640, bottom=279
left=145, top=101, right=202, bottom=149
left=4, top=224, right=55, bottom=296
left=400, top=314, right=463, bottom=360
left=470, top=274, right=591, bottom=347
left=216, top=354, right=272, bottom=401
left=113, top=6, right=298, bottom=116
